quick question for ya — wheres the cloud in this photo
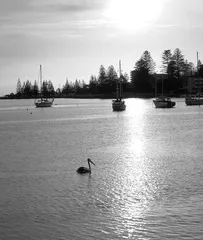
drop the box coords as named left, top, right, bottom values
left=0, top=0, right=31, bottom=14
left=0, top=0, right=106, bottom=17
left=0, top=0, right=112, bottom=69
left=45, top=0, right=106, bottom=13
left=0, top=0, right=109, bottom=38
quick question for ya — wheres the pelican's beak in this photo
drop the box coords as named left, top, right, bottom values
left=89, top=159, right=95, bottom=165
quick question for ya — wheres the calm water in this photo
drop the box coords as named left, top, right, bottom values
left=0, top=98, right=203, bottom=240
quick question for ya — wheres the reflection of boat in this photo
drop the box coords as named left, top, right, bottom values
left=34, top=65, right=54, bottom=108
left=153, top=96, right=176, bottom=108
left=112, top=60, right=126, bottom=111
left=153, top=74, right=175, bottom=108
left=185, top=52, right=203, bottom=106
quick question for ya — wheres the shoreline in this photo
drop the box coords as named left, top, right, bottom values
left=0, top=92, right=182, bottom=100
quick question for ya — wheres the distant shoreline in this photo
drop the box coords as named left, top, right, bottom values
left=0, top=92, right=181, bottom=100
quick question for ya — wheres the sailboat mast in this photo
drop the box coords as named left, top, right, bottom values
left=119, top=60, right=122, bottom=99
left=197, top=51, right=201, bottom=106
left=197, top=52, right=200, bottom=95
left=40, top=65, right=42, bottom=99
left=116, top=78, right=119, bottom=100
left=155, top=76, right=157, bottom=98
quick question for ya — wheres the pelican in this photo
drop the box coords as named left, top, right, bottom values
left=77, top=158, right=95, bottom=174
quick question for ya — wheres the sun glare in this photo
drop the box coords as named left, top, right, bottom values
left=105, top=0, right=164, bottom=31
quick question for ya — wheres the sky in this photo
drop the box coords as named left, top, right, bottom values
left=1, top=0, right=203, bottom=95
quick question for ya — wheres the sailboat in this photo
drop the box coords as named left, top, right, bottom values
left=34, top=65, right=54, bottom=108
left=112, top=60, right=126, bottom=111
left=185, top=52, right=203, bottom=106
left=153, top=74, right=176, bottom=108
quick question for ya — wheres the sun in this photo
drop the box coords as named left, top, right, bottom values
left=105, top=0, right=164, bottom=32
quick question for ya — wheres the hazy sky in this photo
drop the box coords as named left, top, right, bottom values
left=0, top=0, right=203, bottom=95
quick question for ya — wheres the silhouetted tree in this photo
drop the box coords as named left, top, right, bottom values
left=33, top=80, right=39, bottom=97
left=198, top=61, right=203, bottom=78
left=16, top=78, right=22, bottom=98
left=89, top=75, right=98, bottom=94
left=161, top=49, right=172, bottom=75
left=132, top=50, right=155, bottom=93
left=98, top=65, right=107, bottom=93
left=47, top=80, right=55, bottom=96
left=62, top=78, right=71, bottom=94
left=41, top=81, right=49, bottom=97
left=172, top=48, right=185, bottom=79
left=24, top=80, right=32, bottom=97
left=74, top=79, right=81, bottom=93
left=161, top=50, right=175, bottom=92
left=106, top=65, right=118, bottom=93
left=182, top=60, right=195, bottom=77
left=136, top=50, right=156, bottom=74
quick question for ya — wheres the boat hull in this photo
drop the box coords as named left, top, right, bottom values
left=112, top=100, right=126, bottom=111
left=185, top=97, right=203, bottom=106
left=153, top=98, right=176, bottom=108
left=34, top=99, right=54, bottom=108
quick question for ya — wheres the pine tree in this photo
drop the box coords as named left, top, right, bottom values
left=106, top=65, right=118, bottom=93
left=135, top=50, right=155, bottom=74
left=133, top=50, right=155, bottom=93
left=41, top=80, right=48, bottom=97
left=24, top=80, right=32, bottom=97
left=33, top=80, right=39, bottom=97
left=98, top=65, right=107, bottom=93
left=89, top=75, right=98, bottom=94
left=161, top=49, right=172, bottom=74
left=172, top=48, right=185, bottom=79
left=62, top=78, right=70, bottom=94
left=47, top=80, right=55, bottom=96
left=16, top=78, right=22, bottom=98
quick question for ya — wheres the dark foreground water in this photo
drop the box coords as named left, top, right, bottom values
left=0, top=98, right=203, bottom=240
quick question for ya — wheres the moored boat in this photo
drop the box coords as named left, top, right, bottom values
left=185, top=95, right=203, bottom=106
left=34, top=98, right=54, bottom=107
left=34, top=65, right=54, bottom=108
left=153, top=96, right=176, bottom=108
left=112, top=98, right=126, bottom=111
left=112, top=60, right=126, bottom=111
left=153, top=73, right=175, bottom=108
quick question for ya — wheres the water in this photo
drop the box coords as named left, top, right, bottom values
left=0, top=98, right=203, bottom=240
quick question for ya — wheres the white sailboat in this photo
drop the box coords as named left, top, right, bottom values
left=153, top=74, right=176, bottom=108
left=112, top=60, right=126, bottom=111
left=185, top=52, right=203, bottom=106
left=34, top=65, right=54, bottom=108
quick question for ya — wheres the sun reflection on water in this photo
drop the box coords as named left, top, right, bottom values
left=107, top=99, right=159, bottom=236
left=125, top=99, right=149, bottom=156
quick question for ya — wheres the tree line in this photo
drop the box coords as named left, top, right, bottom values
left=13, top=65, right=129, bottom=98
left=16, top=79, right=55, bottom=98
left=131, top=48, right=202, bottom=95
left=6, top=47, right=201, bottom=98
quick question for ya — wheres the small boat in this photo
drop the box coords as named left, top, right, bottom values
left=185, top=94, right=203, bottom=106
left=35, top=97, right=54, bottom=108
left=112, top=60, right=126, bottom=111
left=153, top=74, right=175, bottom=108
left=112, top=98, right=126, bottom=111
left=153, top=96, right=176, bottom=108
left=34, top=65, right=54, bottom=108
